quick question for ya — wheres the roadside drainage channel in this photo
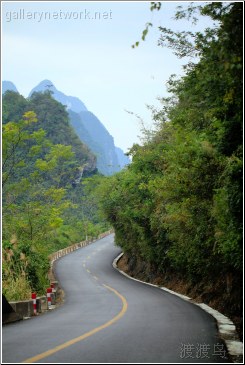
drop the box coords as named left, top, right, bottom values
left=113, top=252, right=243, bottom=363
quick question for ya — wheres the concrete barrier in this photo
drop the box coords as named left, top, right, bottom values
left=48, top=229, right=114, bottom=267
left=4, top=229, right=114, bottom=323
left=10, top=300, right=33, bottom=318
left=36, top=296, right=47, bottom=313
left=2, top=295, right=23, bottom=324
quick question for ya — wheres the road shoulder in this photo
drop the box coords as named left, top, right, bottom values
left=113, top=252, right=243, bottom=363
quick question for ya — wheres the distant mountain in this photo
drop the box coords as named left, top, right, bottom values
left=78, top=111, right=121, bottom=175
left=2, top=89, right=97, bottom=180
left=29, top=80, right=87, bottom=113
left=29, top=80, right=130, bottom=175
left=115, top=147, right=130, bottom=169
left=3, top=80, right=130, bottom=175
left=2, top=81, right=18, bottom=94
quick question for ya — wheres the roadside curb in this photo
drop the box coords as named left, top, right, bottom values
left=113, top=252, right=243, bottom=363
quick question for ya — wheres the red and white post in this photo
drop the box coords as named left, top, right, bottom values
left=47, top=288, right=52, bottom=308
left=32, top=293, right=37, bottom=315
left=51, top=283, right=55, bottom=293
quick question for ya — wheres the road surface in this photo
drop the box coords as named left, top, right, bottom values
left=2, top=234, right=229, bottom=363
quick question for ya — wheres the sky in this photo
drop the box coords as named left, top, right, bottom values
left=2, top=1, right=214, bottom=152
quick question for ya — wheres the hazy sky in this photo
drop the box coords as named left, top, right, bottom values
left=2, top=1, right=213, bottom=152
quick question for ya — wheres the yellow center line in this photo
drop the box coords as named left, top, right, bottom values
left=22, top=285, right=128, bottom=363
left=93, top=276, right=98, bottom=281
left=86, top=269, right=91, bottom=273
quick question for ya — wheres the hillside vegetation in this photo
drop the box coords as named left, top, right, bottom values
left=2, top=91, right=110, bottom=299
left=28, top=80, right=130, bottom=175
left=98, top=2, right=243, bottom=323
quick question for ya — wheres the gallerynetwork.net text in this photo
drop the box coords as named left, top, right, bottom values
left=5, top=9, right=113, bottom=22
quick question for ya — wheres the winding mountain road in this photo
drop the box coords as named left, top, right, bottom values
left=2, top=234, right=229, bottom=363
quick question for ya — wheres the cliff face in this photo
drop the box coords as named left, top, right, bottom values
left=68, top=109, right=121, bottom=175
left=115, top=147, right=130, bottom=170
left=4, top=79, right=130, bottom=175
left=78, top=111, right=121, bottom=176
left=2, top=87, right=97, bottom=180
left=29, top=80, right=130, bottom=175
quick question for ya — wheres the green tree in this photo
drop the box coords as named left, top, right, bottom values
left=99, top=2, right=242, bottom=316
left=2, top=112, right=78, bottom=296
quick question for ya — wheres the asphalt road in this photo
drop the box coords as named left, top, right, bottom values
left=2, top=234, right=230, bottom=363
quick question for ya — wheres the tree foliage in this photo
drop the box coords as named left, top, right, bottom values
left=99, top=2, right=243, bottom=297
left=2, top=92, right=110, bottom=299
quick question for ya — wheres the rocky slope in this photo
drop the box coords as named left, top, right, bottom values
left=29, top=80, right=130, bottom=175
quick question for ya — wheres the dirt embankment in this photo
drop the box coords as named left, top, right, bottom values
left=118, top=253, right=243, bottom=342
